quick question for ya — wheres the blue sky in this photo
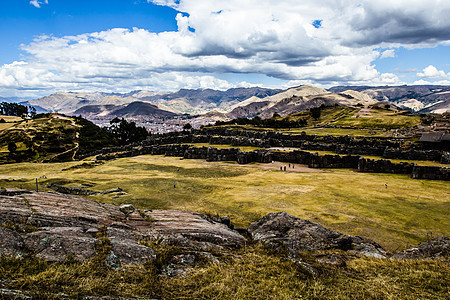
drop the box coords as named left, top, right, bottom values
left=1, top=0, right=450, bottom=97
left=0, top=1, right=178, bottom=65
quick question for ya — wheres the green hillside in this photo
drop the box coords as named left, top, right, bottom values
left=0, top=114, right=116, bottom=164
left=215, top=105, right=422, bottom=137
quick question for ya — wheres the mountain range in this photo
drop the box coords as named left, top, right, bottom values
left=14, top=85, right=450, bottom=124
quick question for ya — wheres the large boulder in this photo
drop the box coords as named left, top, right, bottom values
left=140, top=210, right=246, bottom=251
left=23, top=227, right=98, bottom=262
left=391, top=236, right=449, bottom=260
left=248, top=211, right=386, bottom=258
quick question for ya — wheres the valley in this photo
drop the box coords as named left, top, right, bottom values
left=0, top=84, right=449, bottom=299
left=15, top=85, right=450, bottom=133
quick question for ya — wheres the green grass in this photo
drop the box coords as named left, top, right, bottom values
left=0, top=115, right=79, bottom=163
left=0, top=115, right=23, bottom=122
left=0, top=114, right=116, bottom=164
left=211, top=106, right=421, bottom=137
left=0, top=115, right=23, bottom=130
left=330, top=108, right=421, bottom=129
left=289, top=127, right=388, bottom=137
left=284, top=106, right=358, bottom=127
left=1, top=155, right=449, bottom=299
left=1, top=155, right=448, bottom=252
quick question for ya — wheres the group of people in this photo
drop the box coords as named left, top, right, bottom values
left=280, top=163, right=294, bottom=171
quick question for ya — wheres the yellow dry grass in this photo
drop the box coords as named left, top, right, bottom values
left=1, top=154, right=448, bottom=252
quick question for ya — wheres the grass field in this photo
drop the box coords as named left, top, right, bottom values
left=213, top=106, right=422, bottom=137
left=0, top=115, right=80, bottom=163
left=1, top=155, right=448, bottom=252
left=287, top=127, right=388, bottom=137
left=329, top=108, right=421, bottom=129
left=0, top=115, right=23, bottom=130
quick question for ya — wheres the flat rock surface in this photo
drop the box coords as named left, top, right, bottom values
left=141, top=210, right=246, bottom=250
left=0, top=227, right=25, bottom=257
left=0, top=191, right=245, bottom=265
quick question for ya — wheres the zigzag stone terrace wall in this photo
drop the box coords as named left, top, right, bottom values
left=77, top=128, right=449, bottom=163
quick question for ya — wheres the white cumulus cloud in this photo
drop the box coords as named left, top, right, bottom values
left=2, top=0, right=450, bottom=96
left=29, top=0, right=48, bottom=8
left=417, top=65, right=449, bottom=79
left=380, top=49, right=395, bottom=59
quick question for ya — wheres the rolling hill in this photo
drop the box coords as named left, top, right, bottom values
left=228, top=85, right=378, bottom=119
left=329, top=85, right=450, bottom=113
left=0, top=114, right=116, bottom=164
left=5, top=85, right=450, bottom=127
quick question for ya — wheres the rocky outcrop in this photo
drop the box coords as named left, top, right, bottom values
left=391, top=236, right=449, bottom=260
left=23, top=227, right=99, bottom=262
left=248, top=211, right=387, bottom=258
left=0, top=191, right=245, bottom=267
left=140, top=210, right=245, bottom=251
left=0, top=190, right=447, bottom=275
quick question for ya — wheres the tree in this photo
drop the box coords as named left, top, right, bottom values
left=251, top=116, right=262, bottom=126
left=183, top=123, right=192, bottom=130
left=310, top=107, right=321, bottom=120
left=107, top=117, right=149, bottom=145
left=0, top=102, right=36, bottom=118
left=29, top=106, right=37, bottom=118
left=8, top=142, right=17, bottom=153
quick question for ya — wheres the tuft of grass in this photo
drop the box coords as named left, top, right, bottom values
left=0, top=238, right=448, bottom=299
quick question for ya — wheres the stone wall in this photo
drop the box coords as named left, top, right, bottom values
left=78, top=127, right=449, bottom=164
left=93, top=144, right=448, bottom=181
left=411, top=165, right=450, bottom=180
left=358, top=158, right=414, bottom=174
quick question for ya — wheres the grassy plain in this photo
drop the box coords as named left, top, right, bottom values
left=327, top=107, right=421, bottom=129
left=0, top=115, right=23, bottom=130
left=288, top=127, right=387, bottom=137
left=1, top=155, right=448, bottom=252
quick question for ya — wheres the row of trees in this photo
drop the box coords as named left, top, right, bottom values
left=0, top=102, right=36, bottom=118
left=107, top=117, right=149, bottom=145
left=215, top=115, right=308, bottom=128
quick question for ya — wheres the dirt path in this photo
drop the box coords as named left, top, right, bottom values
left=352, top=106, right=371, bottom=118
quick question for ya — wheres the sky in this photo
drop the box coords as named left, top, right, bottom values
left=1, top=0, right=450, bottom=98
